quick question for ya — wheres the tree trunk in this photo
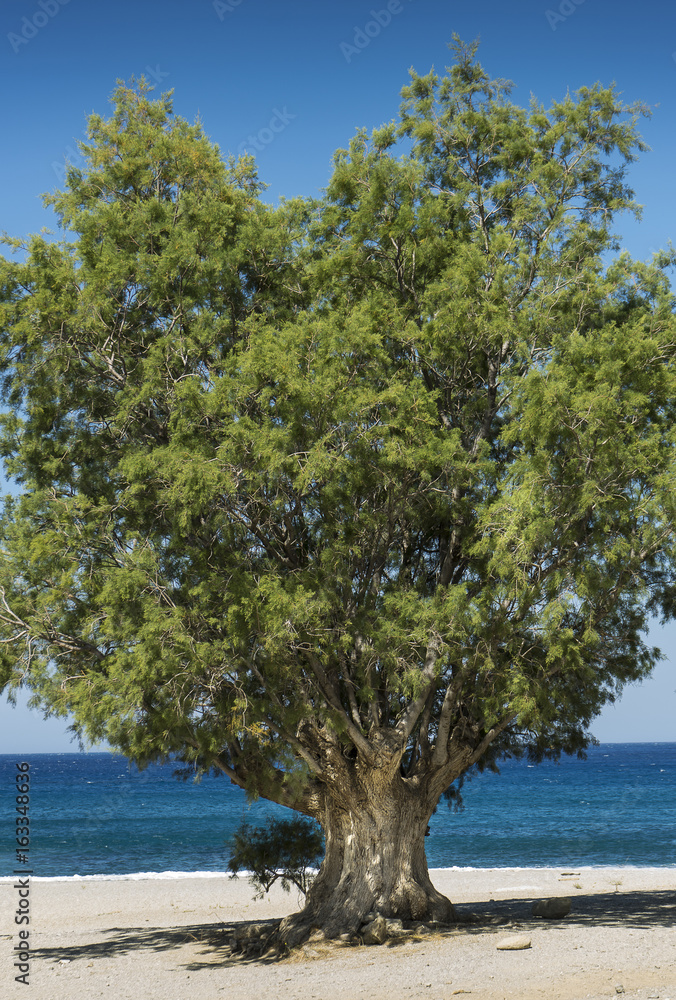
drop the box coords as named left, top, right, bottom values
left=277, top=769, right=455, bottom=947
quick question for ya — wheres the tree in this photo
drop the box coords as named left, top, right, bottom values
left=1, top=43, right=675, bottom=945
left=227, top=815, right=324, bottom=899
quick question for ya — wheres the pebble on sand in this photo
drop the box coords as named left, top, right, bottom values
left=496, top=935, right=532, bottom=951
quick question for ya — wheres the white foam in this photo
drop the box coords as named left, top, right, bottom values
left=0, top=870, right=235, bottom=882
left=431, top=865, right=561, bottom=872
left=429, top=864, right=676, bottom=872
left=2, top=863, right=673, bottom=883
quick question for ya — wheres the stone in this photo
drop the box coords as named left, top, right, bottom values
left=361, top=915, right=389, bottom=945
left=531, top=896, right=572, bottom=919
left=496, top=935, right=532, bottom=951
left=384, top=918, right=405, bottom=936
left=233, top=920, right=276, bottom=941
left=229, top=919, right=280, bottom=954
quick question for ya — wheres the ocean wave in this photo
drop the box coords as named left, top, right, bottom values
left=2, top=863, right=674, bottom=883
left=0, top=870, right=235, bottom=882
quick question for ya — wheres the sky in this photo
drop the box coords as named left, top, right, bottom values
left=0, top=0, right=675, bottom=751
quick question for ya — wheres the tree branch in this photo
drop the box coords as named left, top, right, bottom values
left=395, top=637, right=442, bottom=743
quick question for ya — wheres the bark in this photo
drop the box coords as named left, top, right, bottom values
left=276, top=741, right=456, bottom=948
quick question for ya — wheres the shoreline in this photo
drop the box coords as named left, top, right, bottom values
left=2, top=861, right=676, bottom=882
left=2, top=867, right=675, bottom=999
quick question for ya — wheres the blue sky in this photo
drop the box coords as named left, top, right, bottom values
left=0, top=0, right=675, bottom=750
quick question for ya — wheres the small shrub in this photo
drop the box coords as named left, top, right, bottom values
left=227, top=815, right=324, bottom=899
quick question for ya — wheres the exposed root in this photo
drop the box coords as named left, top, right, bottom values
left=228, top=919, right=283, bottom=957
left=228, top=902, right=460, bottom=958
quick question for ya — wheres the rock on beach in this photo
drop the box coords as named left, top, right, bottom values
left=496, top=935, right=532, bottom=951
left=531, top=896, right=572, bottom=919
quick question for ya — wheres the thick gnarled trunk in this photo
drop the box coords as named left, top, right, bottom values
left=278, top=764, right=455, bottom=946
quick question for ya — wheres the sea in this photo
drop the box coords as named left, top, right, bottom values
left=1, top=743, right=675, bottom=878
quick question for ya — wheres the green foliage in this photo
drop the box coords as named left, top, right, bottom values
left=0, top=44, right=674, bottom=823
left=227, top=816, right=324, bottom=898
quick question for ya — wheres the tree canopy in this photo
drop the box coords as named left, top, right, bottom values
left=1, top=40, right=675, bottom=941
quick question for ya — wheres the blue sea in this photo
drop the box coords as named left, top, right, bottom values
left=1, top=743, right=675, bottom=877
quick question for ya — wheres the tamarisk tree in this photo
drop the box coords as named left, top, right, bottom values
left=1, top=43, right=675, bottom=944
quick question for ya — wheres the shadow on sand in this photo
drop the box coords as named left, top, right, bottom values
left=34, top=918, right=275, bottom=971
left=455, top=886, right=676, bottom=932
left=32, top=887, right=676, bottom=971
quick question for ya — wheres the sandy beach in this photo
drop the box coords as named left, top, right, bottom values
left=2, top=867, right=675, bottom=1000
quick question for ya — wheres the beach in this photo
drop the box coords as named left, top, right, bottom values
left=2, top=867, right=675, bottom=1000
